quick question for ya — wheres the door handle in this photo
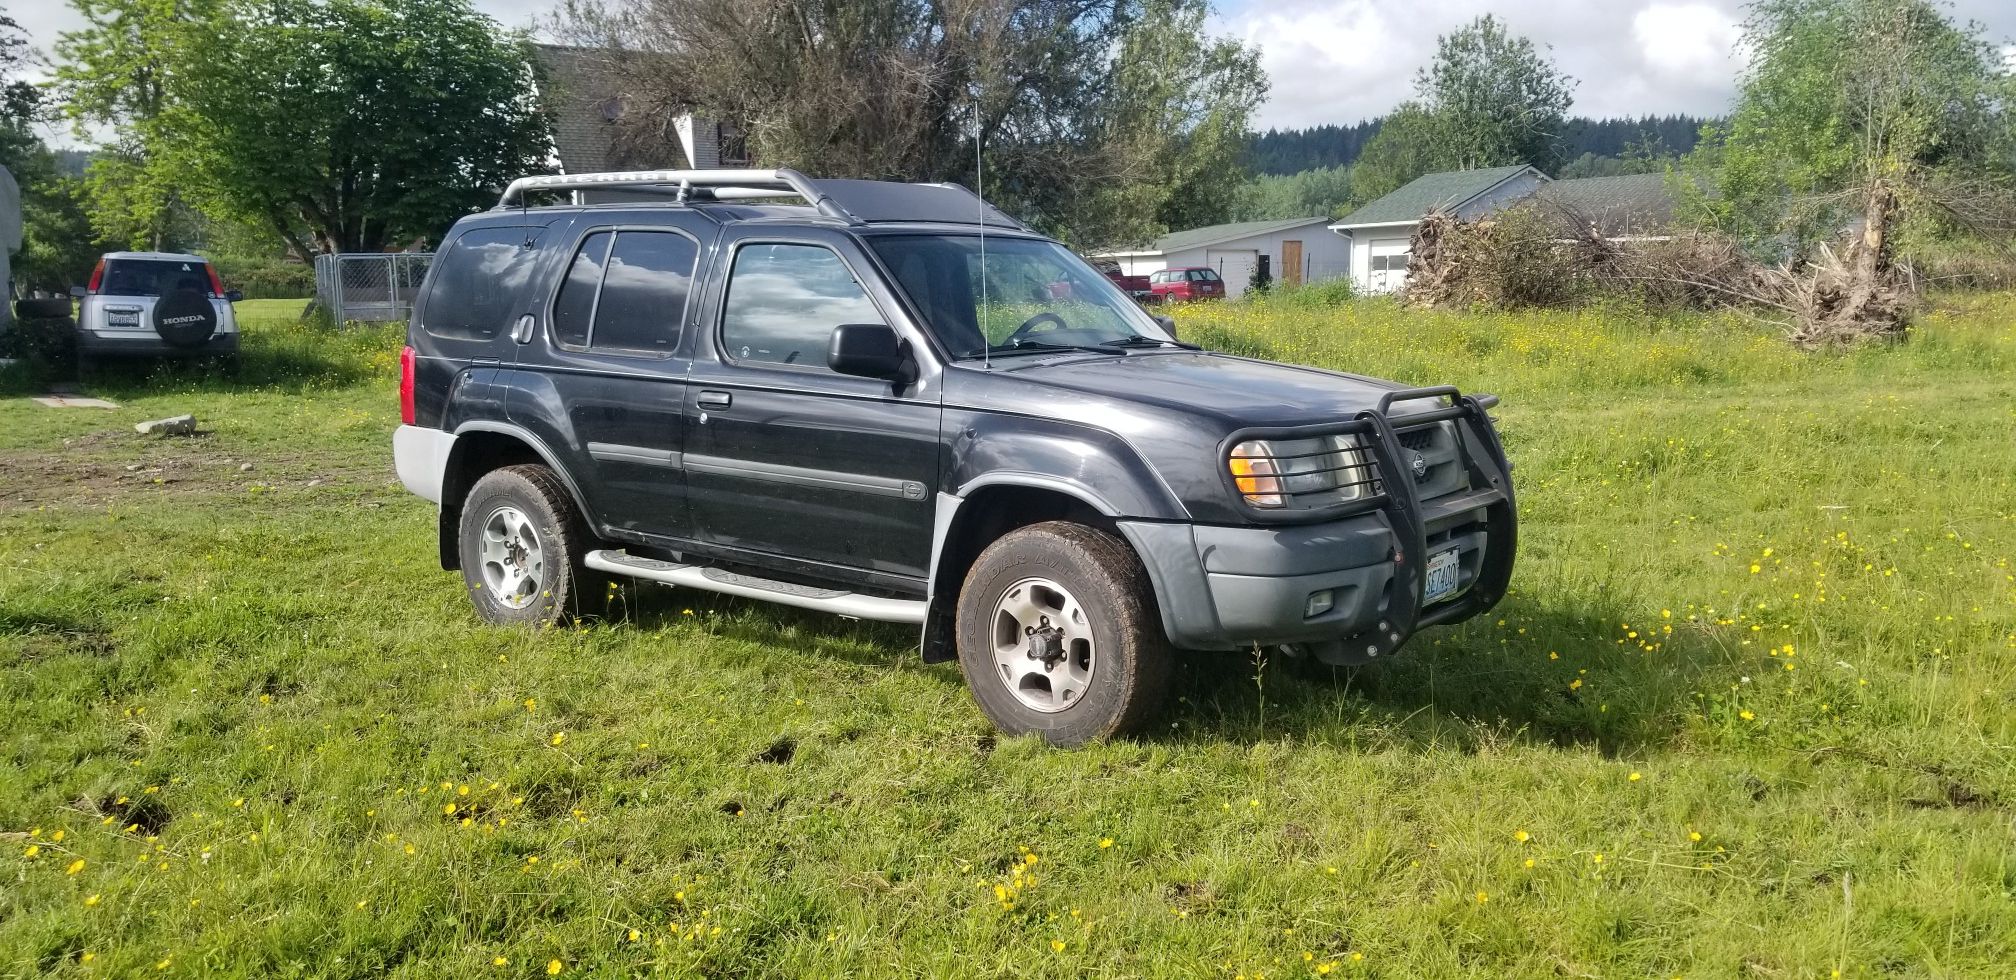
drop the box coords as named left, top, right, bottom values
left=697, top=390, right=732, bottom=410
left=512, top=314, right=536, bottom=344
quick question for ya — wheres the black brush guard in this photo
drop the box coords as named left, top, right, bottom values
left=1323, top=385, right=1517, bottom=662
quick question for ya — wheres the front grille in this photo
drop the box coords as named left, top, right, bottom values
left=1390, top=421, right=1468, bottom=496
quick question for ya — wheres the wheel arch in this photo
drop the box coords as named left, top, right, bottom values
left=920, top=479, right=1129, bottom=663
left=438, top=422, right=593, bottom=571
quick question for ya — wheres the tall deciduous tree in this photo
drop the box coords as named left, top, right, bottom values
left=1416, top=15, right=1574, bottom=173
left=172, top=0, right=553, bottom=254
left=1348, top=103, right=1450, bottom=205
left=1347, top=15, right=1574, bottom=204
left=1685, top=0, right=2012, bottom=342
left=1691, top=0, right=2008, bottom=247
left=54, top=0, right=213, bottom=250
left=56, top=0, right=551, bottom=255
left=558, top=0, right=1265, bottom=248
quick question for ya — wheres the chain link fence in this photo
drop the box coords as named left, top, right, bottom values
left=314, top=253, right=432, bottom=323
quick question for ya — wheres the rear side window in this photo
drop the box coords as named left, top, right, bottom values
left=551, top=232, right=611, bottom=347
left=423, top=226, right=543, bottom=341
left=720, top=243, right=880, bottom=369
left=101, top=260, right=215, bottom=297
left=1187, top=269, right=1220, bottom=282
left=549, top=230, right=697, bottom=355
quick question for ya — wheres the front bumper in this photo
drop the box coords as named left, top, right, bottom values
left=1120, top=388, right=1516, bottom=655
left=78, top=330, right=239, bottom=358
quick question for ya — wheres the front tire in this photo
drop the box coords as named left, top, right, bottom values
left=457, top=464, right=600, bottom=627
left=954, top=522, right=1171, bottom=746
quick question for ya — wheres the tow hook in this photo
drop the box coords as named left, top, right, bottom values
left=1025, top=619, right=1066, bottom=671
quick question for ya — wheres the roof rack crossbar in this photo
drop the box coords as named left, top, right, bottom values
left=496, top=168, right=859, bottom=223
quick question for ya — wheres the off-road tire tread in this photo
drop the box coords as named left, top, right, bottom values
left=955, top=520, right=1171, bottom=745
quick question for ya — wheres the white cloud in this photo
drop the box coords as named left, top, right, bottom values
left=1633, top=3, right=1740, bottom=77
left=1230, top=0, right=2016, bottom=129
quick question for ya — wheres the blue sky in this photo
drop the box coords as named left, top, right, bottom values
left=13, top=0, right=2016, bottom=141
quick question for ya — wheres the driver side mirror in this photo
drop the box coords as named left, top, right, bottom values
left=829, top=323, right=913, bottom=383
left=1152, top=314, right=1178, bottom=340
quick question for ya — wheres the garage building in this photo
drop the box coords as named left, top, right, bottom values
left=1093, top=216, right=1348, bottom=299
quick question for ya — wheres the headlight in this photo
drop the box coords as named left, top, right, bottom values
left=1228, top=435, right=1371, bottom=509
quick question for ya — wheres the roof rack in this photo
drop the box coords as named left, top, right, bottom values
left=496, top=168, right=1035, bottom=232
left=497, top=168, right=857, bottom=223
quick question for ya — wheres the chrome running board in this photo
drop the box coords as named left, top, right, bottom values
left=584, top=550, right=927, bottom=625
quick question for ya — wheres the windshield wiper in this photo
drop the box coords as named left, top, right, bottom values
left=1103, top=335, right=1201, bottom=351
left=957, top=340, right=1130, bottom=360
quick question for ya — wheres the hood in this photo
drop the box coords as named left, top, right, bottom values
left=1000, top=351, right=1402, bottom=426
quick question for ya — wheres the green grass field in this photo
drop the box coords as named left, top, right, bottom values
left=3, top=294, right=2014, bottom=978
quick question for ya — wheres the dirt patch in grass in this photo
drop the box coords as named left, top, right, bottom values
left=0, top=433, right=393, bottom=511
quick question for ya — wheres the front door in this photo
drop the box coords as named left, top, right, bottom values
left=682, top=235, right=942, bottom=590
left=1281, top=240, right=1304, bottom=287
left=509, top=223, right=702, bottom=539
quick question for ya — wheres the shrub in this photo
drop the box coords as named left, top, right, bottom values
left=1270, top=277, right=1355, bottom=309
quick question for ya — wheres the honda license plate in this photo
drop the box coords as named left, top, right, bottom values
left=1423, top=548, right=1460, bottom=604
left=108, top=312, right=140, bottom=329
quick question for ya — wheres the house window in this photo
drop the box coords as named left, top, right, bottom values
left=717, top=122, right=749, bottom=167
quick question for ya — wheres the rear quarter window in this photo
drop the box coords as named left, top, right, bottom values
left=420, top=226, right=545, bottom=341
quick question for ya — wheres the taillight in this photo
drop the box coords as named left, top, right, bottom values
left=205, top=264, right=228, bottom=298
left=398, top=346, right=417, bottom=425
left=86, top=259, right=104, bottom=294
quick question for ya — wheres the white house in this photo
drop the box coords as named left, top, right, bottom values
left=1328, top=164, right=1546, bottom=293
left=1329, top=166, right=1683, bottom=294
left=1095, top=216, right=1349, bottom=299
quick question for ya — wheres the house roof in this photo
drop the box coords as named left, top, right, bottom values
left=1532, top=173, right=1679, bottom=238
left=1097, top=216, right=1333, bottom=257
left=1331, top=164, right=1539, bottom=228
left=533, top=45, right=687, bottom=173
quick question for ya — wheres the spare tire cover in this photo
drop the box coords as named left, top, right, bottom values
left=153, top=289, right=218, bottom=347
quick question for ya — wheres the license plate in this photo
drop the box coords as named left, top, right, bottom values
left=108, top=313, right=140, bottom=329
left=1423, top=548, right=1460, bottom=603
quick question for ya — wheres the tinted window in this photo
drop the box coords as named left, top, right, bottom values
left=101, top=259, right=215, bottom=297
left=1187, top=268, right=1221, bottom=282
left=590, top=231, right=698, bottom=354
left=424, top=226, right=542, bottom=341
left=551, top=232, right=611, bottom=348
left=721, top=244, right=880, bottom=368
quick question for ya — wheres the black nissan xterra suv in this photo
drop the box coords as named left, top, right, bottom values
left=394, top=169, right=1515, bottom=746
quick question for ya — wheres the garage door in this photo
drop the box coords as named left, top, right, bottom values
left=1368, top=239, right=1411, bottom=293
left=1206, top=249, right=1258, bottom=298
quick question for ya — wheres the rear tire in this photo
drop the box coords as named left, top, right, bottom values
left=954, top=521, right=1171, bottom=746
left=457, top=464, right=602, bottom=627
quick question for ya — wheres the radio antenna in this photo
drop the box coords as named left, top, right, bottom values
left=975, top=101, right=989, bottom=371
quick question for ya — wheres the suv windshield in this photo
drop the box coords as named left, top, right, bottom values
left=867, top=235, right=1176, bottom=359
left=100, top=259, right=217, bottom=297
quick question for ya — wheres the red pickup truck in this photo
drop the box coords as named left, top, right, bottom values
left=1093, top=260, right=1153, bottom=303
